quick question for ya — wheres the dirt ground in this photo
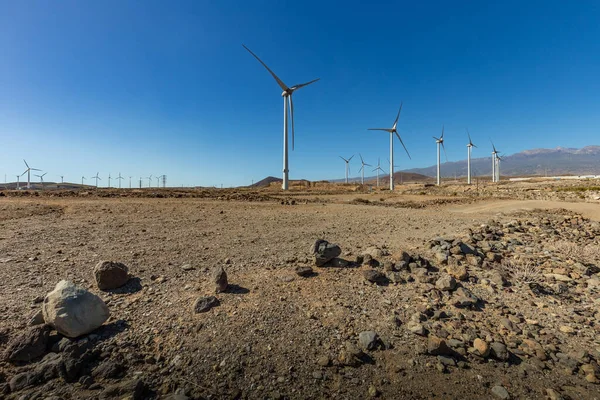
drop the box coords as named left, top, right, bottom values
left=1, top=180, right=600, bottom=399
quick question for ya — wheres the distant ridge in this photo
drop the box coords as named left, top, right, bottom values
left=250, top=176, right=282, bottom=187
left=404, top=145, right=600, bottom=177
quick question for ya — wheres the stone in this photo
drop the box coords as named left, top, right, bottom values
left=180, top=264, right=195, bottom=271
left=435, top=251, right=448, bottom=264
left=363, top=269, right=387, bottom=285
left=9, top=372, right=39, bottom=392
left=453, top=287, right=479, bottom=307
left=427, top=336, right=452, bottom=356
left=435, top=275, right=457, bottom=291
left=316, top=355, right=330, bottom=367
left=447, top=264, right=468, bottom=281
left=490, top=342, right=509, bottom=361
left=212, top=266, right=228, bottom=293
left=101, top=378, right=148, bottom=400
left=42, top=280, right=110, bottom=338
left=473, top=338, right=490, bottom=357
left=295, top=266, right=314, bottom=277
left=491, top=385, right=510, bottom=399
left=559, top=325, right=575, bottom=334
left=338, top=342, right=364, bottom=367
left=28, top=310, right=45, bottom=326
left=407, top=321, right=426, bottom=336
left=545, top=388, right=564, bottom=400
left=92, top=359, right=125, bottom=380
left=193, top=296, right=219, bottom=313
left=3, top=324, right=50, bottom=363
left=311, top=239, right=342, bottom=267
left=358, top=331, right=379, bottom=351
left=94, top=261, right=129, bottom=290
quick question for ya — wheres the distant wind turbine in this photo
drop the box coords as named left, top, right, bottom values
left=466, top=129, right=477, bottom=185
left=372, top=158, right=386, bottom=188
left=358, top=154, right=371, bottom=185
left=146, top=175, right=152, bottom=188
left=155, top=176, right=160, bottom=187
left=81, top=176, right=86, bottom=186
left=16, top=175, right=21, bottom=190
left=35, top=172, right=47, bottom=190
left=339, top=155, right=354, bottom=184
left=108, top=174, right=112, bottom=188
left=368, top=103, right=411, bottom=191
left=22, top=160, right=41, bottom=189
left=93, top=172, right=101, bottom=188
left=116, top=173, right=124, bottom=188
left=129, top=176, right=132, bottom=189
left=433, top=126, right=448, bottom=186
left=243, top=44, right=319, bottom=191
left=491, top=141, right=499, bottom=182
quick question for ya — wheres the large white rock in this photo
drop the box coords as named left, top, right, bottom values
left=42, top=280, right=110, bottom=338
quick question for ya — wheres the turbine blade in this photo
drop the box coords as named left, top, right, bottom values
left=467, top=128, right=472, bottom=145
left=242, top=45, right=289, bottom=91
left=433, top=136, right=440, bottom=141
left=348, top=154, right=354, bottom=161
left=368, top=128, right=392, bottom=132
left=392, top=102, right=403, bottom=129
left=442, top=142, right=448, bottom=162
left=289, top=95, right=295, bottom=151
left=291, top=78, right=320, bottom=91
left=441, top=125, right=444, bottom=139
left=359, top=154, right=364, bottom=164
left=23, top=159, right=29, bottom=168
left=396, top=132, right=412, bottom=159
left=364, top=163, right=372, bottom=167
left=339, top=156, right=347, bottom=162
left=31, top=168, right=41, bottom=171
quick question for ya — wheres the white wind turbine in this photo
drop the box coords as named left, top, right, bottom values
left=466, top=129, right=477, bottom=185
left=496, top=154, right=504, bottom=182
left=129, top=176, right=132, bottom=189
left=372, top=158, right=386, bottom=188
left=81, top=176, right=86, bottom=186
left=243, top=45, right=319, bottom=191
left=108, top=173, right=112, bottom=188
left=146, top=175, right=152, bottom=188
left=116, top=173, right=124, bottom=188
left=93, top=172, right=101, bottom=188
left=339, top=155, right=354, bottom=183
left=35, top=172, right=47, bottom=190
left=22, top=160, right=41, bottom=189
left=491, top=141, right=499, bottom=183
left=155, top=176, right=160, bottom=187
left=368, top=103, right=411, bottom=191
left=433, top=126, right=448, bottom=186
left=358, top=154, right=371, bottom=185
left=16, top=175, right=21, bottom=190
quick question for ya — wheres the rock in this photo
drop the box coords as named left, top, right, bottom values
left=491, top=385, right=510, bottom=399
left=473, top=338, right=490, bottom=357
left=427, top=336, right=452, bottom=356
left=546, top=388, right=564, bottom=400
left=9, top=372, right=39, bottom=392
left=92, top=359, right=125, bottom=380
left=407, top=321, right=426, bottom=336
left=338, top=342, right=364, bottom=367
left=3, top=324, right=51, bottom=363
left=446, top=264, right=468, bottom=281
left=94, top=261, right=129, bottom=290
left=435, top=275, right=457, bottom=291
left=358, top=331, right=379, bottom=351
left=559, top=325, right=575, bottom=334
left=101, top=378, right=148, bottom=400
left=42, top=280, right=110, bottom=338
left=490, top=342, right=509, bottom=361
left=316, top=355, right=330, bottom=367
left=192, top=296, right=219, bottom=313
left=180, top=264, right=195, bottom=271
left=28, top=310, right=45, bottom=326
left=295, top=266, right=314, bottom=277
left=435, top=251, right=448, bottom=264
left=330, top=258, right=350, bottom=268
left=212, top=266, right=228, bottom=293
left=452, top=287, right=479, bottom=307
left=311, top=239, right=342, bottom=267
left=368, top=385, right=379, bottom=397
left=363, top=269, right=387, bottom=285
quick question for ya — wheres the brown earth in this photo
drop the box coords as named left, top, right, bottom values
left=0, top=180, right=599, bottom=399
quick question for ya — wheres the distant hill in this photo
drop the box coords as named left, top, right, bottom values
left=250, top=176, right=282, bottom=187
left=404, top=145, right=600, bottom=178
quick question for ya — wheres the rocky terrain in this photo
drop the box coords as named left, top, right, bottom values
left=0, top=181, right=599, bottom=399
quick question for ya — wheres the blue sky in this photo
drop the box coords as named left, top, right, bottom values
left=1, top=0, right=599, bottom=186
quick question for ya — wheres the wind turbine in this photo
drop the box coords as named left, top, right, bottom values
left=496, top=154, right=503, bottom=182
left=368, top=103, right=411, bottom=191
left=243, top=45, right=319, bottom=191
left=386, top=158, right=402, bottom=184
left=22, top=160, right=41, bottom=189
left=433, top=126, right=448, bottom=186
left=358, top=154, right=371, bottom=185
left=60, top=175, right=64, bottom=183
left=146, top=175, right=152, bottom=188
left=116, top=173, right=124, bottom=188
left=93, top=172, right=101, bottom=188
left=466, top=129, right=477, bottom=185
left=16, top=175, right=20, bottom=190
left=339, top=155, right=354, bottom=184
left=35, top=172, right=47, bottom=190
left=129, top=176, right=132, bottom=189
left=372, top=158, right=386, bottom=188
left=491, top=141, right=499, bottom=183
left=81, top=176, right=86, bottom=186
left=107, top=174, right=112, bottom=188
left=155, top=176, right=161, bottom=187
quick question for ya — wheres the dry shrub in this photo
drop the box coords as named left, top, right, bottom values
left=553, top=241, right=600, bottom=264
left=501, top=259, right=543, bottom=285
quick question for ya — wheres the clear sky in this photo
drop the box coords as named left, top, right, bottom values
left=1, top=0, right=599, bottom=187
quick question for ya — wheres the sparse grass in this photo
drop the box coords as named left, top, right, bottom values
left=553, top=240, right=600, bottom=264
left=501, top=258, right=543, bottom=285
left=556, top=186, right=600, bottom=192
left=350, top=198, right=371, bottom=205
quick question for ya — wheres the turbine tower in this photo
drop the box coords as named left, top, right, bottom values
left=108, top=174, right=112, bottom=188
left=16, top=175, right=20, bottom=190
left=491, top=141, right=499, bottom=183
left=155, top=176, right=160, bottom=187
left=81, top=176, right=86, bottom=186
left=386, top=158, right=402, bottom=184
left=243, top=45, right=319, bottom=191
left=60, top=175, right=64, bottom=183
left=496, top=154, right=503, bottom=182
left=22, top=160, right=41, bottom=189
left=146, top=175, right=152, bottom=188
left=339, top=155, right=354, bottom=183
left=466, top=129, right=477, bottom=185
left=433, top=126, right=448, bottom=186
left=116, top=173, right=124, bottom=188
left=372, top=158, right=386, bottom=188
left=93, top=172, right=101, bottom=188
left=129, top=176, right=132, bottom=189
left=368, top=103, right=411, bottom=191
left=358, top=154, right=371, bottom=185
